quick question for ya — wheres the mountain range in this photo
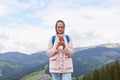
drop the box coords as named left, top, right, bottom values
left=0, top=43, right=120, bottom=79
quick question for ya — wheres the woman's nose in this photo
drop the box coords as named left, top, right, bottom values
left=59, top=28, right=62, bottom=30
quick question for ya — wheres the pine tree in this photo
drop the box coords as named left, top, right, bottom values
left=99, top=66, right=105, bottom=80
left=93, top=68, right=99, bottom=80
left=114, top=60, right=120, bottom=80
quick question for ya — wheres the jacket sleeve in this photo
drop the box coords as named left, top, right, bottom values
left=63, top=37, right=74, bottom=57
left=46, top=37, right=58, bottom=57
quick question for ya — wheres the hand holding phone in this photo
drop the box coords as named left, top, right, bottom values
left=56, top=37, right=65, bottom=49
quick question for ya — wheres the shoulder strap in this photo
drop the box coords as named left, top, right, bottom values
left=52, top=35, right=70, bottom=45
left=65, top=35, right=70, bottom=43
left=52, top=35, right=56, bottom=45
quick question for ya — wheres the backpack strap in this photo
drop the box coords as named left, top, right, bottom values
left=65, top=35, right=70, bottom=43
left=52, top=35, right=56, bottom=45
left=52, top=35, right=70, bottom=45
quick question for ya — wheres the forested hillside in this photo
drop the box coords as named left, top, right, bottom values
left=82, top=60, right=120, bottom=80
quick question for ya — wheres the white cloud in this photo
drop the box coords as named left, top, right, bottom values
left=0, top=4, right=9, bottom=16
left=0, top=0, right=34, bottom=17
left=0, top=0, right=120, bottom=54
left=0, top=25, right=54, bottom=54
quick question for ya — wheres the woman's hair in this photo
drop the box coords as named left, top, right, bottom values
left=55, top=20, right=65, bottom=28
left=55, top=20, right=65, bottom=34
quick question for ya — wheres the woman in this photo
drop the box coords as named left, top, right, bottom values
left=47, top=20, right=74, bottom=80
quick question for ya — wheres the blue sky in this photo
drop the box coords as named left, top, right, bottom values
left=0, top=0, right=120, bottom=54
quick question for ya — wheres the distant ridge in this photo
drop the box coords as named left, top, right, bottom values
left=100, top=43, right=120, bottom=48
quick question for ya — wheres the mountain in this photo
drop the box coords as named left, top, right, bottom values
left=0, top=43, right=120, bottom=79
left=0, top=51, right=48, bottom=67
left=72, top=43, right=120, bottom=77
left=0, top=51, right=49, bottom=78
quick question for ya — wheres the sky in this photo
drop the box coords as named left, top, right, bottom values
left=0, top=0, right=120, bottom=54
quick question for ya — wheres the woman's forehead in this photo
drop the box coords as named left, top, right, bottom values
left=57, top=22, right=64, bottom=26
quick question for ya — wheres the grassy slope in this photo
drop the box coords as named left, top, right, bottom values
left=20, top=64, right=50, bottom=80
left=20, top=70, right=45, bottom=80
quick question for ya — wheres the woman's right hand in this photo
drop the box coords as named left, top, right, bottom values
left=56, top=37, right=65, bottom=49
left=56, top=42, right=61, bottom=50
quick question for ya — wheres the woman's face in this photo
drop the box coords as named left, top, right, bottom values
left=56, top=22, right=64, bottom=34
